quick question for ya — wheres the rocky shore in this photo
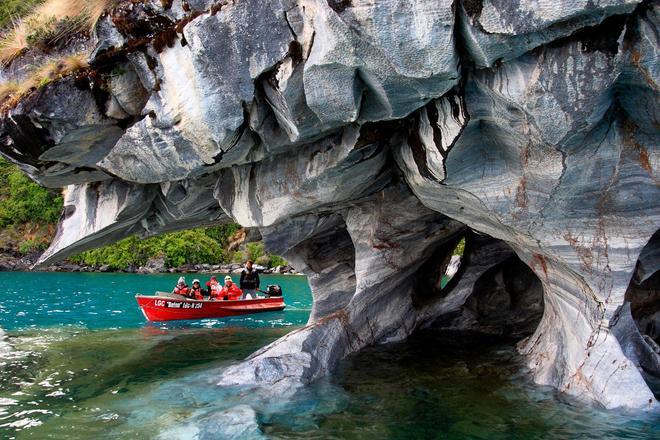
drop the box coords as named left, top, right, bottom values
left=0, top=252, right=298, bottom=275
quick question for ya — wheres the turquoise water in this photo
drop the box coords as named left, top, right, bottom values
left=0, top=272, right=658, bottom=438
left=0, top=272, right=312, bottom=330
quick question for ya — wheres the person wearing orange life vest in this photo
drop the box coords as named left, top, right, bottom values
left=206, top=276, right=223, bottom=300
left=172, top=277, right=190, bottom=297
left=219, top=275, right=242, bottom=301
left=189, top=279, right=205, bottom=300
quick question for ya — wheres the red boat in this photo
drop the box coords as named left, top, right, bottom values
left=135, top=292, right=286, bottom=322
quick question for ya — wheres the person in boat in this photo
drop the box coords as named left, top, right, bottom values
left=189, top=279, right=205, bottom=300
left=206, top=276, right=222, bottom=300
left=172, top=277, right=190, bottom=297
left=220, top=275, right=243, bottom=301
left=239, top=260, right=260, bottom=299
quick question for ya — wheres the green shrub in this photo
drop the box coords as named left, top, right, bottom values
left=0, top=158, right=62, bottom=227
left=453, top=237, right=466, bottom=256
left=69, top=236, right=152, bottom=270
left=18, top=238, right=47, bottom=254
left=245, top=242, right=265, bottom=262
left=71, top=229, right=225, bottom=270
left=0, top=0, right=44, bottom=29
left=25, top=15, right=85, bottom=50
left=230, top=250, right=246, bottom=264
left=254, top=255, right=270, bottom=267
left=158, top=229, right=224, bottom=267
left=204, top=223, right=241, bottom=246
left=25, top=16, right=56, bottom=46
left=268, top=254, right=288, bottom=268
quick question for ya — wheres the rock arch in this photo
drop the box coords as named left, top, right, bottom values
left=0, top=0, right=657, bottom=410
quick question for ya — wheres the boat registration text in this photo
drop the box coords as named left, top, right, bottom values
left=154, top=300, right=203, bottom=309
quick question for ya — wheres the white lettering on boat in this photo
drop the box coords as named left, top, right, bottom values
left=154, top=300, right=202, bottom=309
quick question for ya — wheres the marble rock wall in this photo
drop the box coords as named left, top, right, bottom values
left=0, top=0, right=658, bottom=409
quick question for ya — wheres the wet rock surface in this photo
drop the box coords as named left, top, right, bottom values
left=0, top=0, right=658, bottom=410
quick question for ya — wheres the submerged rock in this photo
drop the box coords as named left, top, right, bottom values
left=0, top=0, right=658, bottom=410
left=0, top=327, right=10, bottom=357
left=195, top=405, right=265, bottom=440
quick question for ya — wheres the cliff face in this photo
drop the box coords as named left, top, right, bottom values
left=1, top=0, right=658, bottom=409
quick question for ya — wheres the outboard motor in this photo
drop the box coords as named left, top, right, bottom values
left=266, top=285, right=282, bottom=297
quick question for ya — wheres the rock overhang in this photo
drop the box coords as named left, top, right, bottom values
left=0, top=0, right=658, bottom=410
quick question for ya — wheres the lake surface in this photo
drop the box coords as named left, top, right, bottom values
left=0, top=272, right=658, bottom=438
left=0, top=272, right=312, bottom=331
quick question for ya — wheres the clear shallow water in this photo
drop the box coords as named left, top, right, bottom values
left=0, top=273, right=658, bottom=438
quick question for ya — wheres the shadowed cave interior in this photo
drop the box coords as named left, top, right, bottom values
left=327, top=225, right=660, bottom=396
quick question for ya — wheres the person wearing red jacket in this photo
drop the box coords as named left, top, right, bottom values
left=219, top=275, right=242, bottom=301
left=206, top=276, right=222, bottom=300
left=172, top=277, right=190, bottom=297
left=189, top=279, right=205, bottom=300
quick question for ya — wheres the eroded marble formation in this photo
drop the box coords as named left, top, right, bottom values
left=0, top=0, right=658, bottom=409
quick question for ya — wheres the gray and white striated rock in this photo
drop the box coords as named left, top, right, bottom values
left=1, top=0, right=658, bottom=411
left=459, top=0, right=640, bottom=67
left=220, top=183, right=464, bottom=387
left=0, top=77, right=123, bottom=187
left=302, top=0, right=459, bottom=125
left=394, top=5, right=659, bottom=408
left=214, top=125, right=390, bottom=227
left=98, top=0, right=294, bottom=183
left=38, top=180, right=156, bottom=264
left=37, top=174, right=230, bottom=266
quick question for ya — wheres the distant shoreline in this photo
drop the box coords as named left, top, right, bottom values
left=0, top=269, right=306, bottom=276
left=0, top=254, right=299, bottom=275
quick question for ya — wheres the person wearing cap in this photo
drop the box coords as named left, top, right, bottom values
left=189, top=279, right=205, bottom=300
left=172, top=276, right=190, bottom=297
left=239, top=260, right=260, bottom=299
left=219, top=275, right=243, bottom=301
left=206, top=276, right=222, bottom=300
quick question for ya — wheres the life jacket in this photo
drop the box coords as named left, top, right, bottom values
left=240, top=268, right=259, bottom=290
left=190, top=286, right=204, bottom=300
left=208, top=282, right=222, bottom=293
left=207, top=282, right=222, bottom=299
left=174, top=285, right=190, bottom=296
left=221, top=284, right=242, bottom=301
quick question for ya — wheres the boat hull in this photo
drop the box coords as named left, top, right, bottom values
left=135, top=294, right=285, bottom=322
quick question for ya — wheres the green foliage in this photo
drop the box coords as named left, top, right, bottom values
left=158, top=230, right=223, bottom=268
left=230, top=250, right=246, bottom=264
left=71, top=229, right=225, bottom=270
left=452, top=237, right=466, bottom=256
left=25, top=16, right=57, bottom=46
left=268, top=254, right=288, bottom=268
left=254, top=255, right=270, bottom=267
left=0, top=0, right=44, bottom=30
left=245, top=242, right=265, bottom=262
left=71, top=229, right=290, bottom=270
left=69, top=236, right=149, bottom=270
left=204, top=223, right=241, bottom=246
left=0, top=157, right=289, bottom=268
left=0, top=157, right=63, bottom=227
left=18, top=237, right=47, bottom=254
